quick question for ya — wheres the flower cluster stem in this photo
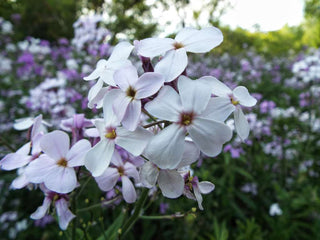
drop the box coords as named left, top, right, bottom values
left=120, top=188, right=149, bottom=239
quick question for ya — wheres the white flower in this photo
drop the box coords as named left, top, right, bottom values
left=269, top=203, right=283, bottom=216
left=144, top=75, right=232, bottom=169
left=208, top=78, right=257, bottom=140
left=136, top=26, right=223, bottom=82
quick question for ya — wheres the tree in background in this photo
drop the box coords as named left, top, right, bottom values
left=302, top=0, right=320, bottom=47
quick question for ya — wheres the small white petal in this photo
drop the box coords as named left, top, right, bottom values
left=95, top=167, right=119, bottom=191
left=135, top=72, right=164, bottom=99
left=55, top=198, right=75, bottom=230
left=136, top=38, right=175, bottom=58
left=113, top=65, right=139, bottom=91
left=88, top=79, right=103, bottom=104
left=210, top=77, right=232, bottom=97
left=67, top=139, right=91, bottom=167
left=201, top=97, right=235, bottom=122
left=13, top=118, right=34, bottom=130
left=40, top=131, right=70, bottom=160
left=11, top=173, right=29, bottom=189
left=140, top=161, right=159, bottom=188
left=158, top=170, right=184, bottom=198
left=155, top=48, right=188, bottom=82
left=121, top=176, right=137, bottom=203
left=83, top=59, right=107, bottom=81
left=103, top=89, right=122, bottom=126
left=144, top=86, right=181, bottom=122
left=234, top=108, right=250, bottom=141
left=116, top=126, right=152, bottom=156
left=31, top=197, right=52, bottom=219
left=179, top=27, right=223, bottom=53
left=188, top=117, right=232, bottom=157
left=25, top=155, right=56, bottom=183
left=112, top=92, right=131, bottom=123
left=44, top=166, right=77, bottom=194
left=178, top=76, right=212, bottom=114
left=121, top=100, right=141, bottom=131
left=84, top=140, right=115, bottom=177
left=233, top=86, right=257, bottom=107
left=108, top=41, right=134, bottom=62
left=144, top=124, right=185, bottom=169
left=198, top=181, right=215, bottom=194
left=177, top=141, right=200, bottom=168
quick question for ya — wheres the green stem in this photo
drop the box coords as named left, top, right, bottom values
left=76, top=197, right=120, bottom=213
left=140, top=213, right=185, bottom=220
left=142, top=109, right=163, bottom=130
left=120, top=188, right=149, bottom=239
left=143, top=120, right=167, bottom=129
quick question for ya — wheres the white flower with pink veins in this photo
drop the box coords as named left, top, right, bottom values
left=144, top=75, right=232, bottom=169
left=25, top=130, right=91, bottom=194
left=83, top=41, right=134, bottom=108
left=84, top=90, right=152, bottom=177
left=136, top=26, right=223, bottom=82
left=207, top=78, right=257, bottom=140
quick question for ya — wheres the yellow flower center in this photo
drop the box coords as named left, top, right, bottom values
left=105, top=129, right=117, bottom=139
left=57, top=158, right=68, bottom=167
left=173, top=42, right=184, bottom=49
left=180, top=112, right=194, bottom=126
left=126, top=86, right=137, bottom=99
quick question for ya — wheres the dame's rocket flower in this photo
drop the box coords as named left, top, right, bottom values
left=31, top=185, right=75, bottom=230
left=25, top=130, right=91, bottom=194
left=83, top=41, right=134, bottom=108
left=84, top=90, right=152, bottom=177
left=108, top=65, right=164, bottom=131
left=136, top=27, right=223, bottom=82
left=95, top=149, right=140, bottom=203
left=208, top=78, right=257, bottom=140
left=144, top=75, right=232, bottom=169
left=140, top=141, right=200, bottom=199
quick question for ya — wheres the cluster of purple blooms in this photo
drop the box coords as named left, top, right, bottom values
left=1, top=25, right=258, bottom=230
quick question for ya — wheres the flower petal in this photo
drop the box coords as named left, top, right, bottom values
left=136, top=38, right=175, bottom=58
left=154, top=48, right=188, bottom=82
left=177, top=141, right=200, bottom=168
left=234, top=108, right=250, bottom=141
left=140, top=161, right=159, bottom=188
left=233, top=86, right=257, bottom=107
left=25, top=155, right=56, bottom=183
left=83, top=59, right=107, bottom=81
left=144, top=124, right=185, bottom=169
left=84, top=139, right=115, bottom=177
left=40, top=131, right=70, bottom=160
left=13, top=117, right=34, bottom=130
left=103, top=89, right=122, bottom=126
left=188, top=117, right=232, bottom=157
left=95, top=167, right=119, bottom=191
left=67, top=139, right=91, bottom=167
left=158, top=169, right=184, bottom=198
left=116, top=126, right=152, bottom=156
left=114, top=65, right=139, bottom=90
left=177, top=27, right=223, bottom=53
left=198, top=181, right=215, bottom=194
left=11, top=173, right=29, bottom=189
left=201, top=97, right=235, bottom=122
left=31, top=197, right=52, bottom=219
left=0, top=153, right=32, bottom=170
left=144, top=86, right=181, bottom=122
left=88, top=79, right=103, bottom=104
left=108, top=41, right=134, bottom=62
left=55, top=198, right=75, bottom=230
left=124, top=162, right=140, bottom=181
left=121, top=176, right=137, bottom=203
left=121, top=99, right=141, bottom=131
left=44, top=166, right=77, bottom=194
left=178, top=75, right=212, bottom=114
left=135, top=72, right=164, bottom=99
left=209, top=77, right=232, bottom=97
left=88, top=87, right=109, bottom=109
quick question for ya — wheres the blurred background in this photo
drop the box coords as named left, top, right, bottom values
left=0, top=0, right=320, bottom=239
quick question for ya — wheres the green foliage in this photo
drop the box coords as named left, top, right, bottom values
left=0, top=0, right=78, bottom=41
